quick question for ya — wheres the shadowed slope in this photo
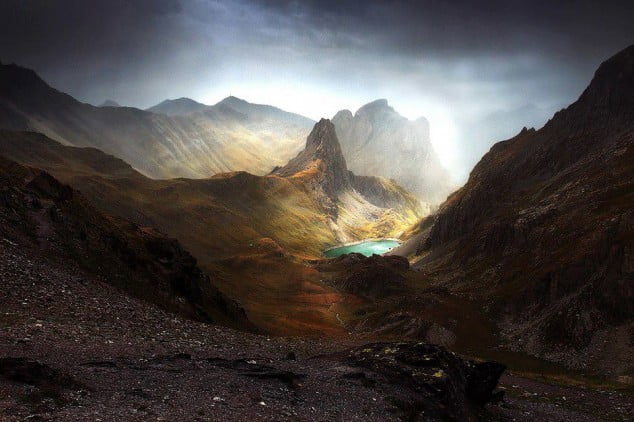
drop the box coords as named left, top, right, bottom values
left=406, top=45, right=634, bottom=375
left=0, top=156, right=252, bottom=329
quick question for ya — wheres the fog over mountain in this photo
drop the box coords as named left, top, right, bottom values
left=1, top=0, right=632, bottom=180
left=0, top=2, right=633, bottom=420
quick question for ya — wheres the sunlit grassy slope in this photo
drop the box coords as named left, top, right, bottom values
left=0, top=130, right=424, bottom=334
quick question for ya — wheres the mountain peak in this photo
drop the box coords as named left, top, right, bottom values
left=219, top=95, right=247, bottom=105
left=146, top=97, right=208, bottom=115
left=0, top=62, right=69, bottom=105
left=575, top=44, right=634, bottom=112
left=367, top=98, right=389, bottom=107
left=306, top=118, right=340, bottom=149
left=99, top=99, right=120, bottom=107
left=274, top=119, right=351, bottom=205
left=359, top=98, right=389, bottom=109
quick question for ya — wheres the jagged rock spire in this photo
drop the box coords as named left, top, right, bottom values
left=274, top=118, right=351, bottom=201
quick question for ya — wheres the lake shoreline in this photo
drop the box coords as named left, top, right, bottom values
left=323, top=238, right=402, bottom=258
left=323, top=237, right=402, bottom=252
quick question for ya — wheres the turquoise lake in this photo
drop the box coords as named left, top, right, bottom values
left=324, top=240, right=400, bottom=258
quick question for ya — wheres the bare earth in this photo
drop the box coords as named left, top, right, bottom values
left=1, top=240, right=632, bottom=421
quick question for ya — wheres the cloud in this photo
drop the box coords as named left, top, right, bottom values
left=0, top=0, right=632, bottom=180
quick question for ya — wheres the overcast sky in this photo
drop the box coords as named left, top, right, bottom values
left=1, top=0, right=632, bottom=180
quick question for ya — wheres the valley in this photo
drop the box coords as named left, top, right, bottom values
left=0, top=33, right=633, bottom=422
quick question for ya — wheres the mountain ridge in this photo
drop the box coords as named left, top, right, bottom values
left=404, top=44, right=634, bottom=375
left=0, top=62, right=313, bottom=179
left=0, top=155, right=252, bottom=329
left=146, top=97, right=208, bottom=115
left=332, top=99, right=453, bottom=205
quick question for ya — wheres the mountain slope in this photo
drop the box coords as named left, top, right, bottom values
left=0, top=63, right=312, bottom=179
left=0, top=124, right=424, bottom=334
left=332, top=99, right=454, bottom=204
left=0, top=155, right=251, bottom=329
left=408, top=45, right=634, bottom=375
left=275, top=119, right=426, bottom=239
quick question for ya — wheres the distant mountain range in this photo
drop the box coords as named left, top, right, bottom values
left=333, top=99, right=454, bottom=204
left=0, top=62, right=452, bottom=205
left=0, top=63, right=313, bottom=179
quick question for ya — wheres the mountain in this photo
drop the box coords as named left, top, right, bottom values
left=216, top=95, right=315, bottom=127
left=146, top=97, right=208, bottom=115
left=403, top=45, right=634, bottom=375
left=332, top=99, right=454, bottom=204
left=274, top=119, right=352, bottom=213
left=0, top=153, right=506, bottom=421
left=0, top=62, right=312, bottom=179
left=98, top=99, right=120, bottom=107
left=274, top=119, right=426, bottom=238
left=0, top=123, right=425, bottom=334
left=0, top=155, right=251, bottom=329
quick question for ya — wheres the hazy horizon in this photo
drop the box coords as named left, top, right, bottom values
left=2, top=0, right=632, bottom=181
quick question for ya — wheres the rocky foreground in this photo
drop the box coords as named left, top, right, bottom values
left=1, top=240, right=633, bottom=421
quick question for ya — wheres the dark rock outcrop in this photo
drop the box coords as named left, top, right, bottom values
left=344, top=342, right=505, bottom=421
left=0, top=358, right=76, bottom=388
left=326, top=254, right=410, bottom=299
left=0, top=358, right=79, bottom=407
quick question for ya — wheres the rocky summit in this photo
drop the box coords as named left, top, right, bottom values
left=275, top=118, right=352, bottom=205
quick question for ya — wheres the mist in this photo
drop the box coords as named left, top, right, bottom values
left=1, top=0, right=632, bottom=181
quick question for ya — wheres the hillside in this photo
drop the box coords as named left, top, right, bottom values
left=0, top=156, right=250, bottom=328
left=0, top=63, right=312, bottom=179
left=402, top=45, right=634, bottom=375
left=0, top=121, right=424, bottom=334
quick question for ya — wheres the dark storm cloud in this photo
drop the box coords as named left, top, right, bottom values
left=0, top=0, right=210, bottom=106
left=256, top=0, right=633, bottom=58
left=0, top=0, right=182, bottom=62
left=0, top=0, right=632, bottom=180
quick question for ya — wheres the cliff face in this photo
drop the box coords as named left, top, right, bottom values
left=413, top=45, right=634, bottom=373
left=332, top=99, right=454, bottom=205
left=274, top=119, right=352, bottom=204
left=274, top=118, right=426, bottom=237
